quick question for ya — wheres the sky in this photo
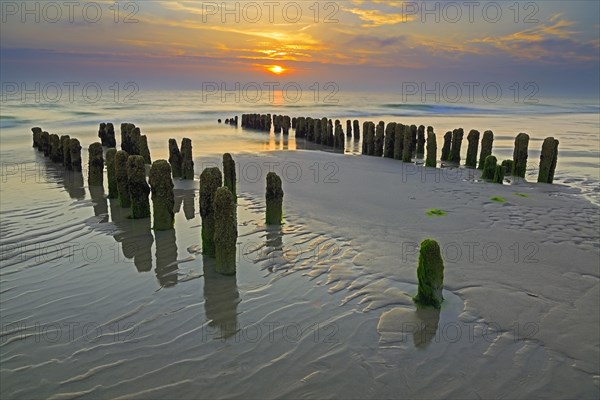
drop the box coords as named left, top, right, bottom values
left=1, top=0, right=599, bottom=98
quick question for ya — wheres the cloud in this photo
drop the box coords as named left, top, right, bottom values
left=343, top=7, right=415, bottom=27
left=469, top=15, right=597, bottom=63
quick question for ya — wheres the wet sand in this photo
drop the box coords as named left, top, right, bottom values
left=0, top=147, right=598, bottom=399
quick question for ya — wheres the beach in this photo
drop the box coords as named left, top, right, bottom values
left=1, top=117, right=599, bottom=398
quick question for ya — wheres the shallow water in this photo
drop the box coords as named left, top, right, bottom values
left=1, top=92, right=599, bottom=398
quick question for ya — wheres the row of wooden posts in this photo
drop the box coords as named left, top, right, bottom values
left=31, top=123, right=285, bottom=276
left=235, top=114, right=559, bottom=184
left=358, top=122, right=558, bottom=184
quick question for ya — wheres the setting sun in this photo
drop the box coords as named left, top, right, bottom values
left=267, top=65, right=286, bottom=75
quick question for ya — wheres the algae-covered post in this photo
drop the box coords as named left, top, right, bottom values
left=465, top=129, right=480, bottom=168
left=346, top=120, right=352, bottom=137
left=61, top=135, right=71, bottom=168
left=414, top=239, right=444, bottom=309
left=367, top=122, right=376, bottom=156
left=410, top=125, right=417, bottom=156
left=98, top=123, right=107, bottom=145
left=538, top=137, right=559, bottom=184
left=482, top=155, right=497, bottom=180
left=49, top=134, right=61, bottom=163
left=223, top=153, right=237, bottom=198
left=478, top=130, right=494, bottom=169
left=69, top=138, right=82, bottom=171
left=181, top=138, right=194, bottom=180
left=200, top=167, right=222, bottom=257
left=450, top=128, right=464, bottom=163
left=127, top=155, right=151, bottom=219
left=493, top=165, right=504, bottom=184
left=361, top=121, right=370, bottom=154
left=334, top=123, right=344, bottom=150
left=282, top=116, right=291, bottom=135
left=88, top=142, right=104, bottom=186
left=213, top=187, right=238, bottom=275
left=266, top=172, right=284, bottom=225
left=501, top=159, right=513, bottom=176
left=40, top=131, right=50, bottom=156
left=512, top=133, right=530, bottom=178
left=139, top=135, right=152, bottom=165
left=402, top=125, right=412, bottom=163
left=353, top=120, right=360, bottom=140
left=384, top=122, right=396, bottom=158
left=115, top=150, right=131, bottom=208
left=106, top=148, right=118, bottom=199
left=440, top=131, right=452, bottom=162
left=106, top=123, right=116, bottom=147
left=416, top=125, right=426, bottom=157
left=149, top=160, right=175, bottom=231
left=425, top=127, right=437, bottom=168
left=32, top=127, right=42, bottom=148
left=168, top=139, right=183, bottom=178
left=130, top=127, right=143, bottom=156
left=393, top=123, right=404, bottom=160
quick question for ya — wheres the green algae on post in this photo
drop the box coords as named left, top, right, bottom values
left=266, top=172, right=284, bottom=225
left=49, top=134, right=61, bottom=163
left=69, top=138, right=82, bottom=172
left=413, top=239, right=444, bottom=309
left=512, top=132, right=530, bottom=178
left=425, top=127, right=437, bottom=168
left=115, top=150, right=131, bottom=208
left=449, top=128, right=464, bottom=163
left=139, top=135, right=152, bottom=165
left=538, top=137, right=559, bottom=184
left=402, top=125, right=412, bottom=162
left=426, top=208, right=447, bottom=217
left=181, top=138, right=194, bottom=180
left=482, top=155, right=497, bottom=180
left=32, top=127, right=42, bottom=148
left=88, top=142, right=104, bottom=186
left=127, top=155, right=151, bottom=219
left=223, top=153, right=237, bottom=198
left=416, top=125, right=425, bottom=157
left=440, top=131, right=452, bottom=162
left=493, top=164, right=504, bottom=184
left=393, top=123, right=404, bottom=160
left=384, top=122, right=396, bottom=158
left=61, top=135, right=71, bottom=169
left=465, top=129, right=480, bottom=168
left=213, top=187, right=238, bottom=275
left=491, top=196, right=506, bottom=203
left=168, top=139, right=183, bottom=178
left=105, top=148, right=118, bottom=199
left=478, top=130, right=494, bottom=169
left=501, top=159, right=514, bottom=176
left=149, top=160, right=175, bottom=231
left=200, top=167, right=223, bottom=257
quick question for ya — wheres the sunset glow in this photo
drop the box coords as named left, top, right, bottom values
left=267, top=65, right=286, bottom=75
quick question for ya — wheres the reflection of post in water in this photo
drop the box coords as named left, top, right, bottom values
left=266, top=226, right=283, bottom=250
left=183, top=191, right=196, bottom=220
left=203, top=256, right=240, bottom=339
left=111, top=201, right=154, bottom=272
left=40, top=151, right=85, bottom=199
left=413, top=306, right=441, bottom=348
left=282, top=134, right=289, bottom=150
left=89, top=186, right=108, bottom=223
left=173, top=189, right=184, bottom=214
left=155, top=229, right=178, bottom=287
